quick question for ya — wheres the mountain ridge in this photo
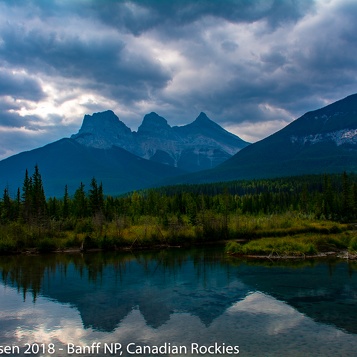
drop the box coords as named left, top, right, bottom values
left=1, top=94, right=357, bottom=197
left=165, top=93, right=357, bottom=185
left=0, top=138, right=186, bottom=197
left=0, top=110, right=248, bottom=197
left=71, top=111, right=250, bottom=172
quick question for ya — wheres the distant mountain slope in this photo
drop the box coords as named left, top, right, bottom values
left=0, top=138, right=185, bottom=197
left=165, top=93, right=357, bottom=185
left=71, top=111, right=249, bottom=172
left=2, top=94, right=356, bottom=197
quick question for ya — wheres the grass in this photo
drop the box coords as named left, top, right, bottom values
left=226, top=231, right=357, bottom=257
left=349, top=236, right=357, bottom=253
left=227, top=213, right=346, bottom=239
left=0, top=212, right=354, bottom=254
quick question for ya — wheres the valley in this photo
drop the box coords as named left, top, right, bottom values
left=0, top=94, right=357, bottom=256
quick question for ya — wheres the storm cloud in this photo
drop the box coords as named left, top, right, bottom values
left=0, top=0, right=356, bottom=159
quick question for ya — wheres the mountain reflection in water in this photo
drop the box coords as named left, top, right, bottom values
left=0, top=248, right=357, bottom=356
left=1, top=249, right=249, bottom=330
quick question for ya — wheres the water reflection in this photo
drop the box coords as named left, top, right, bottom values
left=228, top=257, right=357, bottom=335
left=1, top=249, right=248, bottom=331
left=0, top=248, right=357, bottom=356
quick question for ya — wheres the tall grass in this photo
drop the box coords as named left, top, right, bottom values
left=0, top=212, right=353, bottom=254
left=226, top=232, right=356, bottom=257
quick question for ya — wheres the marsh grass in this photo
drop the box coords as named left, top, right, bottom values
left=348, top=236, right=357, bottom=253
left=228, top=213, right=344, bottom=239
left=0, top=212, right=353, bottom=254
left=226, top=231, right=356, bottom=257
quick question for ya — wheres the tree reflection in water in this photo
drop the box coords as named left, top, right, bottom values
left=0, top=248, right=357, bottom=335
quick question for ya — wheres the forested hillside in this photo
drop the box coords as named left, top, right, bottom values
left=0, top=166, right=356, bottom=253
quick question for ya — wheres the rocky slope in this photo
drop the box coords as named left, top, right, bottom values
left=172, top=93, right=357, bottom=184
left=71, top=111, right=250, bottom=172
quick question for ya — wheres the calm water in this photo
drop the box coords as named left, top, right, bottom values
left=1, top=247, right=357, bottom=356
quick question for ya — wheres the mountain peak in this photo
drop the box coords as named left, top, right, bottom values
left=194, top=112, right=215, bottom=125
left=71, top=110, right=132, bottom=149
left=137, top=112, right=172, bottom=135
left=184, top=112, right=229, bottom=133
left=85, top=110, right=117, bottom=124
left=76, top=110, right=131, bottom=133
left=215, top=93, right=357, bottom=181
left=197, top=112, right=210, bottom=120
left=70, top=109, right=249, bottom=171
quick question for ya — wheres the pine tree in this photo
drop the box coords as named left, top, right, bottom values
left=98, top=182, right=104, bottom=213
left=15, top=187, right=21, bottom=220
left=1, top=187, right=12, bottom=222
left=31, top=164, right=47, bottom=222
left=62, top=185, right=69, bottom=219
left=341, top=172, right=354, bottom=220
left=323, top=175, right=334, bottom=218
left=22, top=169, right=33, bottom=223
left=73, top=182, right=87, bottom=218
left=89, top=178, right=99, bottom=215
left=48, top=197, right=59, bottom=220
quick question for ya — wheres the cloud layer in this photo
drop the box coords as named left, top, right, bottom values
left=0, top=0, right=356, bottom=158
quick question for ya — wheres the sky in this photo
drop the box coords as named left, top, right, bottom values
left=0, top=0, right=357, bottom=160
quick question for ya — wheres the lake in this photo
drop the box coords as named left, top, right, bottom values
left=0, top=247, right=357, bottom=356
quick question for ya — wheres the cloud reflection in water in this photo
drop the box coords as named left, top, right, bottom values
left=1, top=284, right=357, bottom=357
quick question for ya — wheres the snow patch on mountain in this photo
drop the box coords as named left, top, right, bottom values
left=290, top=129, right=357, bottom=146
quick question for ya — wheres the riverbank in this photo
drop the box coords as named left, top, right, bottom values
left=0, top=213, right=355, bottom=255
left=225, top=231, right=357, bottom=260
left=230, top=251, right=357, bottom=260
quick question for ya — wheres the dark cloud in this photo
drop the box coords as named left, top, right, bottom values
left=1, top=22, right=170, bottom=104
left=0, top=109, right=48, bottom=130
left=88, top=0, right=316, bottom=34
left=0, top=109, right=26, bottom=128
left=0, top=0, right=356, bottom=158
left=0, top=69, right=45, bottom=101
left=1, top=0, right=316, bottom=35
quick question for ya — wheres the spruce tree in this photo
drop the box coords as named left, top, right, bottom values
left=89, top=178, right=104, bottom=215
left=31, top=164, right=47, bottom=222
left=62, top=185, right=69, bottom=219
left=73, top=182, right=87, bottom=218
left=15, top=187, right=21, bottom=220
left=22, top=169, right=33, bottom=223
left=1, top=187, right=12, bottom=222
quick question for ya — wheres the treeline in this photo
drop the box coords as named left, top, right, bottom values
left=0, top=165, right=106, bottom=224
left=0, top=166, right=356, bottom=253
left=150, top=173, right=357, bottom=221
left=1, top=167, right=356, bottom=226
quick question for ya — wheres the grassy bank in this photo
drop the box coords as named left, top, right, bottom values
left=0, top=212, right=353, bottom=254
left=1, top=170, right=356, bottom=255
left=225, top=231, right=357, bottom=258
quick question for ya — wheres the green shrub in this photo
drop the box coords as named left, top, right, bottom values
left=0, top=238, right=17, bottom=254
left=225, top=241, right=244, bottom=254
left=99, top=235, right=118, bottom=250
left=226, top=237, right=318, bottom=256
left=312, top=235, right=348, bottom=251
left=349, top=237, right=357, bottom=253
left=63, top=234, right=83, bottom=248
left=37, top=238, right=57, bottom=253
left=75, top=219, right=94, bottom=234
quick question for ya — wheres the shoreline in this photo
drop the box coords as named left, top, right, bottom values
left=5, top=244, right=357, bottom=262
left=228, top=250, right=357, bottom=260
left=3, top=240, right=230, bottom=256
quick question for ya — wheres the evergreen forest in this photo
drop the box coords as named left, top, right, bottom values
left=0, top=165, right=356, bottom=255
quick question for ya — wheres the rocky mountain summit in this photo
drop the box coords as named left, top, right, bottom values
left=71, top=111, right=249, bottom=172
left=1, top=94, right=356, bottom=197
left=180, top=93, right=357, bottom=184
left=71, top=110, right=134, bottom=151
